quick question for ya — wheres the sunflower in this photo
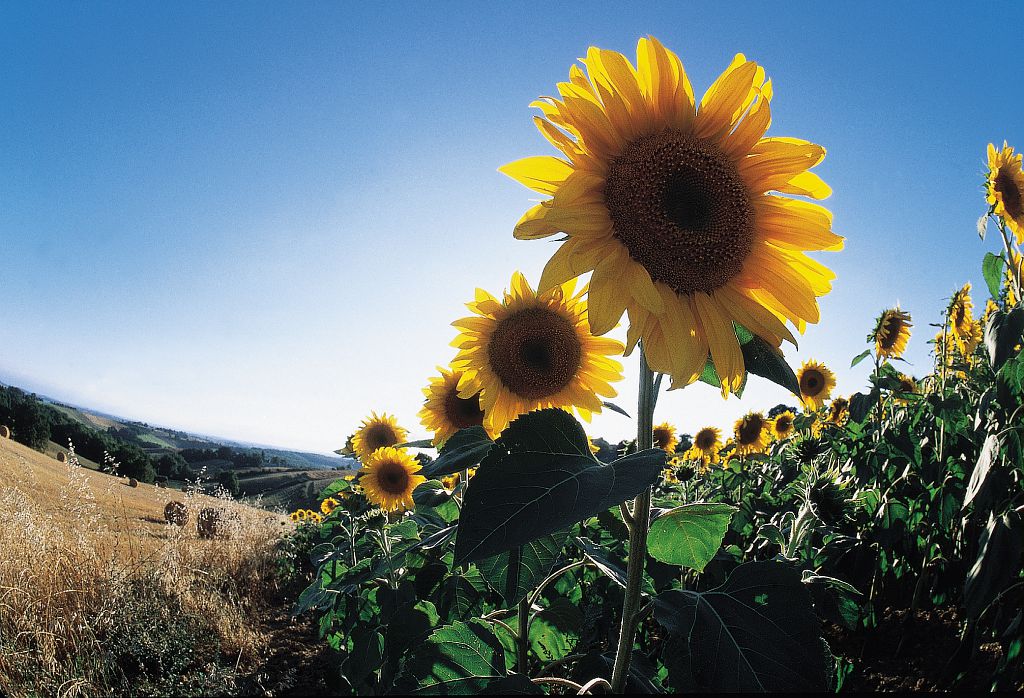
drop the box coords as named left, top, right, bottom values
left=686, top=426, right=722, bottom=466
left=292, top=509, right=308, bottom=522
left=1007, top=250, right=1022, bottom=307
left=359, top=447, right=426, bottom=513
left=351, top=412, right=408, bottom=462
left=826, top=397, right=849, bottom=426
left=770, top=410, right=796, bottom=440
left=948, top=284, right=975, bottom=354
left=893, top=374, right=919, bottom=405
left=289, top=511, right=301, bottom=523
left=500, top=37, right=842, bottom=394
left=652, top=422, right=679, bottom=452
left=797, top=359, right=836, bottom=411
left=733, top=412, right=771, bottom=456
left=983, top=299, right=999, bottom=325
left=320, top=497, right=341, bottom=516
left=661, top=467, right=679, bottom=485
left=440, top=472, right=461, bottom=491
left=308, top=511, right=324, bottom=525
left=873, top=308, right=912, bottom=360
left=451, top=271, right=625, bottom=433
left=987, top=141, right=1024, bottom=244
left=419, top=366, right=489, bottom=446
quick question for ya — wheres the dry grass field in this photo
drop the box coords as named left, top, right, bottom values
left=0, top=437, right=293, bottom=697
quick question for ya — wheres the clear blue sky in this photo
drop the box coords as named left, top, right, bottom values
left=2, top=2, right=1022, bottom=452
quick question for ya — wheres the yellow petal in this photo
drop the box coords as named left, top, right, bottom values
left=499, top=156, right=574, bottom=195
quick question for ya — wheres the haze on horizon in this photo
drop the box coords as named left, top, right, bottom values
left=2, top=2, right=1022, bottom=453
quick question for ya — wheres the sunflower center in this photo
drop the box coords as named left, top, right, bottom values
left=653, top=428, right=673, bottom=449
left=604, top=129, right=754, bottom=295
left=996, top=168, right=1023, bottom=219
left=800, top=369, right=824, bottom=396
left=737, top=415, right=764, bottom=445
left=365, top=424, right=399, bottom=451
left=377, top=460, right=410, bottom=495
left=776, top=415, right=793, bottom=433
left=487, top=307, right=582, bottom=399
left=879, top=316, right=903, bottom=350
left=695, top=429, right=716, bottom=450
left=443, top=388, right=485, bottom=430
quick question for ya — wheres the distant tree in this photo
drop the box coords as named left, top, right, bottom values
left=217, top=471, right=240, bottom=497
left=674, top=433, right=693, bottom=453
left=768, top=403, right=800, bottom=418
left=156, top=452, right=189, bottom=478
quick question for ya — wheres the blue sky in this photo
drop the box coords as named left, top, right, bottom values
left=2, top=2, right=1022, bottom=452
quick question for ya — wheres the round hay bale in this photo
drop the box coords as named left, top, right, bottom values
left=57, top=452, right=68, bottom=463
left=197, top=507, right=222, bottom=539
left=164, top=501, right=189, bottom=526
left=0, top=425, right=10, bottom=439
left=128, top=478, right=139, bottom=488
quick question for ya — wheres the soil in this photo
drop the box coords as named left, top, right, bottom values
left=241, top=601, right=338, bottom=696
left=825, top=606, right=1008, bottom=692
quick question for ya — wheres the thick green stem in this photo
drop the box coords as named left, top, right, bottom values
left=517, top=598, right=529, bottom=675
left=610, top=347, right=656, bottom=693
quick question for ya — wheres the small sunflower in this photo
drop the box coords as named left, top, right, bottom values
left=733, top=412, right=771, bottom=456
left=451, top=271, right=625, bottom=433
left=359, top=447, right=426, bottom=513
left=797, top=359, right=836, bottom=411
left=770, top=410, right=796, bottom=441
left=501, top=37, right=841, bottom=394
left=826, top=396, right=849, bottom=426
left=440, top=472, right=461, bottom=491
left=661, top=467, right=679, bottom=485
left=289, top=511, right=301, bottom=523
left=308, top=511, right=324, bottom=525
left=893, top=374, right=919, bottom=405
left=351, top=412, right=408, bottom=462
left=873, top=308, right=912, bottom=360
left=983, top=299, right=999, bottom=325
left=687, top=426, right=723, bottom=466
left=948, top=284, right=975, bottom=354
left=987, top=141, right=1024, bottom=244
left=419, top=366, right=488, bottom=447
left=652, top=422, right=679, bottom=453
left=320, top=497, right=341, bottom=516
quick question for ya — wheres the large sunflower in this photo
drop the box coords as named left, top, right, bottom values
left=948, top=284, right=975, bottom=354
left=796, top=359, right=835, bottom=411
left=451, top=271, right=625, bottom=433
left=652, top=422, right=679, bottom=452
left=686, top=426, right=722, bottom=466
left=351, top=412, right=408, bottom=462
left=770, top=410, right=796, bottom=441
left=359, top=447, right=425, bottom=513
left=988, top=141, right=1024, bottom=244
left=733, top=411, right=771, bottom=456
left=873, top=308, right=912, bottom=360
left=501, top=37, right=842, bottom=393
left=419, top=366, right=488, bottom=446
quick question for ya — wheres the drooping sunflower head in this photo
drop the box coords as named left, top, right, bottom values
left=893, top=374, right=919, bottom=405
left=359, top=447, right=425, bottom=513
left=948, top=283, right=974, bottom=340
left=652, top=422, right=679, bottom=452
left=827, top=396, right=850, bottom=426
left=687, top=426, right=723, bottom=466
left=351, top=412, right=408, bottom=462
left=987, top=141, right=1024, bottom=244
left=770, top=410, right=796, bottom=441
left=791, top=435, right=827, bottom=465
left=872, top=308, right=912, bottom=360
left=419, top=366, right=488, bottom=446
left=733, top=412, right=770, bottom=456
left=501, top=38, right=842, bottom=395
left=320, top=497, right=341, bottom=516
left=797, top=359, right=836, bottom=411
left=451, top=272, right=625, bottom=433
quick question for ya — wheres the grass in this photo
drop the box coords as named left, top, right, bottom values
left=0, top=438, right=290, bottom=697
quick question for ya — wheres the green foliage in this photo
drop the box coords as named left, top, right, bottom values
left=647, top=503, right=736, bottom=572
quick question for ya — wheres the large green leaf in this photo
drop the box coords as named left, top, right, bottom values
left=528, top=597, right=582, bottom=663
left=965, top=510, right=1022, bottom=620
left=396, top=619, right=532, bottom=694
left=424, top=426, right=495, bottom=478
left=477, top=530, right=569, bottom=606
left=963, top=434, right=1000, bottom=511
left=454, top=409, right=665, bottom=565
left=654, top=561, right=828, bottom=692
left=982, top=252, right=1006, bottom=300
left=985, top=307, right=1024, bottom=370
left=697, top=324, right=799, bottom=397
left=647, top=503, right=737, bottom=572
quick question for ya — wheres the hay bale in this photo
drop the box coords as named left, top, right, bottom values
left=164, top=501, right=189, bottom=526
left=128, top=478, right=139, bottom=488
left=197, top=507, right=222, bottom=539
left=57, top=452, right=68, bottom=463
left=0, top=425, right=10, bottom=439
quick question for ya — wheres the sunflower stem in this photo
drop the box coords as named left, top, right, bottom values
left=517, top=597, right=529, bottom=675
left=996, top=217, right=1023, bottom=304
left=610, top=346, right=656, bottom=693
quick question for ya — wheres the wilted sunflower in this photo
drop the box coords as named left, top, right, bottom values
left=419, top=366, right=488, bottom=446
left=451, top=272, right=625, bottom=433
left=770, top=410, right=796, bottom=440
left=359, top=447, right=426, bottom=513
left=948, top=284, right=975, bottom=354
left=733, top=412, right=771, bottom=456
left=987, top=141, right=1024, bottom=244
left=687, top=426, right=722, bottom=465
left=872, top=308, right=912, bottom=360
left=652, top=422, right=679, bottom=452
left=320, top=497, right=341, bottom=516
left=351, top=412, right=408, bottom=462
left=501, top=37, right=842, bottom=394
left=826, top=396, right=849, bottom=425
left=797, top=359, right=835, bottom=411
left=893, top=374, right=919, bottom=405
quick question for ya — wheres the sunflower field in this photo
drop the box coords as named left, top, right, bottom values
left=288, top=38, right=1024, bottom=693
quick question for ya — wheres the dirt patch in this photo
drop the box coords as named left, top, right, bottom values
left=240, top=599, right=338, bottom=696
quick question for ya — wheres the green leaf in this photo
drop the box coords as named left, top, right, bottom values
left=848, top=389, right=879, bottom=424
left=982, top=252, right=1006, bottom=300
left=529, top=598, right=582, bottom=663
left=317, top=478, right=352, bottom=501
left=965, top=511, right=1022, bottom=620
left=397, top=438, right=436, bottom=449
left=424, top=426, right=495, bottom=478
left=601, top=400, right=631, bottom=418
left=454, top=409, right=665, bottom=565
left=477, top=531, right=569, bottom=606
left=654, top=561, right=828, bottom=692
left=963, top=434, right=1000, bottom=511
left=414, top=479, right=455, bottom=508
left=571, top=536, right=628, bottom=588
left=850, top=349, right=871, bottom=368
left=985, top=307, right=1024, bottom=371
left=742, top=333, right=800, bottom=396
left=647, top=503, right=737, bottom=572
left=396, top=619, right=514, bottom=694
